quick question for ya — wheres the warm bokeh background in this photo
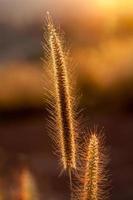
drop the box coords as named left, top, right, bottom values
left=0, top=0, right=133, bottom=199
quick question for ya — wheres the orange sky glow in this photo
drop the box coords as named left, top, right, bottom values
left=0, top=0, right=132, bottom=25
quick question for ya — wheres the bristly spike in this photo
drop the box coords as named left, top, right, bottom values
left=44, top=12, right=77, bottom=172
left=75, top=130, right=108, bottom=200
left=82, top=134, right=99, bottom=200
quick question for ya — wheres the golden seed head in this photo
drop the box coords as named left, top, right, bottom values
left=45, top=12, right=77, bottom=172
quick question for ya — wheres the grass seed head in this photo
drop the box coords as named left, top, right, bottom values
left=74, top=130, right=109, bottom=200
left=44, top=12, right=77, bottom=172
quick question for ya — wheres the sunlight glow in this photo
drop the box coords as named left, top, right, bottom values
left=96, top=0, right=117, bottom=9
left=94, top=0, right=133, bottom=14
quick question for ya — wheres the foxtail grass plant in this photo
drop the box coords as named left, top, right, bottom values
left=76, top=131, right=108, bottom=200
left=19, top=168, right=39, bottom=200
left=44, top=12, right=77, bottom=178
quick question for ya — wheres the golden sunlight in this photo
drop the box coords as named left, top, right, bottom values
left=96, top=0, right=117, bottom=9
left=94, top=0, right=133, bottom=14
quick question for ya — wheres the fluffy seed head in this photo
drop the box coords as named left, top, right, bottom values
left=82, top=134, right=99, bottom=200
left=74, top=131, right=109, bottom=200
left=45, top=12, right=77, bottom=172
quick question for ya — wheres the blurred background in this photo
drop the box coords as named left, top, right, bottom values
left=0, top=0, right=133, bottom=199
